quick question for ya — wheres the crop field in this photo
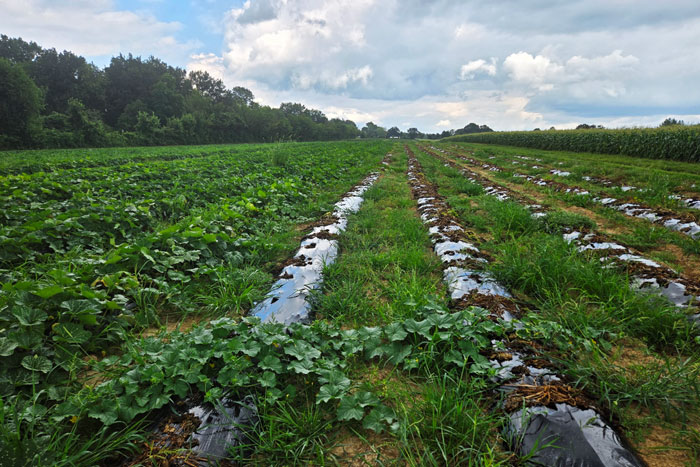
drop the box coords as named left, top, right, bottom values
left=2, top=140, right=700, bottom=466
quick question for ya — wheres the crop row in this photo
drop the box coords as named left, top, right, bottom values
left=406, top=145, right=641, bottom=465
left=440, top=146, right=700, bottom=239
left=454, top=145, right=700, bottom=210
left=448, top=125, right=700, bottom=162
left=420, top=145, right=700, bottom=323
left=0, top=141, right=390, bottom=427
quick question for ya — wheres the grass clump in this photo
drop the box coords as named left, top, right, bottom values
left=489, top=234, right=696, bottom=350
left=312, top=153, right=445, bottom=327
left=397, top=373, right=507, bottom=466
left=536, top=210, right=596, bottom=234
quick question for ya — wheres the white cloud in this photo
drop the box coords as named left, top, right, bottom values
left=503, top=52, right=563, bottom=91
left=0, top=0, right=199, bottom=64
left=187, top=53, right=226, bottom=80
left=503, top=50, right=639, bottom=100
left=5, top=0, right=700, bottom=131
left=292, top=65, right=373, bottom=90
left=460, top=59, right=497, bottom=79
left=436, top=119, right=452, bottom=127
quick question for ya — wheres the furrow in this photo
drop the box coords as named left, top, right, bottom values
left=405, top=146, right=641, bottom=467
left=149, top=156, right=391, bottom=464
left=435, top=145, right=700, bottom=239
left=420, top=145, right=700, bottom=323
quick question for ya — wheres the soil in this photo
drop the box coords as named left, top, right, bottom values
left=328, top=428, right=401, bottom=466
left=141, top=314, right=203, bottom=338
left=625, top=405, right=698, bottom=467
left=302, top=229, right=339, bottom=241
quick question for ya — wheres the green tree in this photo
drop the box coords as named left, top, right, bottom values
left=147, top=73, right=185, bottom=121
left=135, top=111, right=162, bottom=143
left=661, top=117, right=685, bottom=127
left=406, top=127, right=422, bottom=139
left=0, top=58, right=43, bottom=147
left=29, top=48, right=105, bottom=114
left=189, top=70, right=228, bottom=103
left=66, top=98, right=108, bottom=146
left=361, top=122, right=387, bottom=139
left=0, top=34, right=42, bottom=63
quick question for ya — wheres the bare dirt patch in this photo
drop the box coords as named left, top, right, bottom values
left=329, top=429, right=401, bottom=466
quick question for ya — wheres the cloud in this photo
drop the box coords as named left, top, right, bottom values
left=460, top=59, right=497, bottom=79
left=291, top=65, right=373, bottom=90
left=208, top=0, right=700, bottom=131
left=5, top=0, right=700, bottom=131
left=187, top=53, right=226, bottom=80
left=0, top=0, right=198, bottom=64
left=436, top=119, right=452, bottom=127
left=503, top=52, right=563, bottom=91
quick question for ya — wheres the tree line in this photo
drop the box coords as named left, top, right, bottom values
left=0, top=35, right=497, bottom=149
left=0, top=35, right=361, bottom=149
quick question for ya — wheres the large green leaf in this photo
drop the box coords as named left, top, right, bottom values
left=0, top=337, right=18, bottom=357
left=21, top=355, right=53, bottom=373
left=337, top=396, right=364, bottom=421
left=11, top=306, right=48, bottom=326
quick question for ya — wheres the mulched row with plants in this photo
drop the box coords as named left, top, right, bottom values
left=437, top=145, right=700, bottom=239
left=0, top=142, right=392, bottom=465
left=124, top=160, right=388, bottom=465
left=405, top=145, right=642, bottom=466
left=412, top=142, right=700, bottom=465
left=451, top=144, right=700, bottom=211
left=419, top=144, right=700, bottom=325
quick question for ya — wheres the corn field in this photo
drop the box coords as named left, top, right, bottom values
left=448, top=125, right=700, bottom=162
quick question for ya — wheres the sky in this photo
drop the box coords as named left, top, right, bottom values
left=2, top=0, right=700, bottom=132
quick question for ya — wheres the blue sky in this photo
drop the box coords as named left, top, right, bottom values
left=112, top=0, right=241, bottom=61
left=2, top=0, right=700, bottom=132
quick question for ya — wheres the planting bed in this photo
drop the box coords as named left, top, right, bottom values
left=2, top=140, right=700, bottom=466
left=420, top=145, right=700, bottom=323
left=406, top=146, right=641, bottom=466
left=455, top=146, right=700, bottom=211
left=442, top=147, right=700, bottom=239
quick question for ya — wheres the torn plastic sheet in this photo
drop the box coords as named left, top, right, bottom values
left=633, top=278, right=698, bottom=308
left=616, top=254, right=660, bottom=268
left=490, top=349, right=560, bottom=384
left=443, top=267, right=511, bottom=300
left=550, top=169, right=571, bottom=177
left=189, top=396, right=258, bottom=461
left=508, top=404, right=642, bottom=467
left=577, top=242, right=627, bottom=252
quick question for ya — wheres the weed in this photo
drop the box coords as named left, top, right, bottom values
left=397, top=372, right=506, bottom=465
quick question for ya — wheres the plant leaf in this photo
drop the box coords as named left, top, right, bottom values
left=21, top=355, right=53, bottom=373
left=337, top=396, right=364, bottom=421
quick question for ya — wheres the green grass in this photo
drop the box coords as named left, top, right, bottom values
left=411, top=142, right=700, bottom=455
left=397, top=373, right=507, bottom=466
left=453, top=141, right=700, bottom=195
left=312, top=151, right=446, bottom=327
left=489, top=234, right=695, bottom=350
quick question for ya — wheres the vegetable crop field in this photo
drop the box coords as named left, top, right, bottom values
left=2, top=140, right=700, bottom=466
